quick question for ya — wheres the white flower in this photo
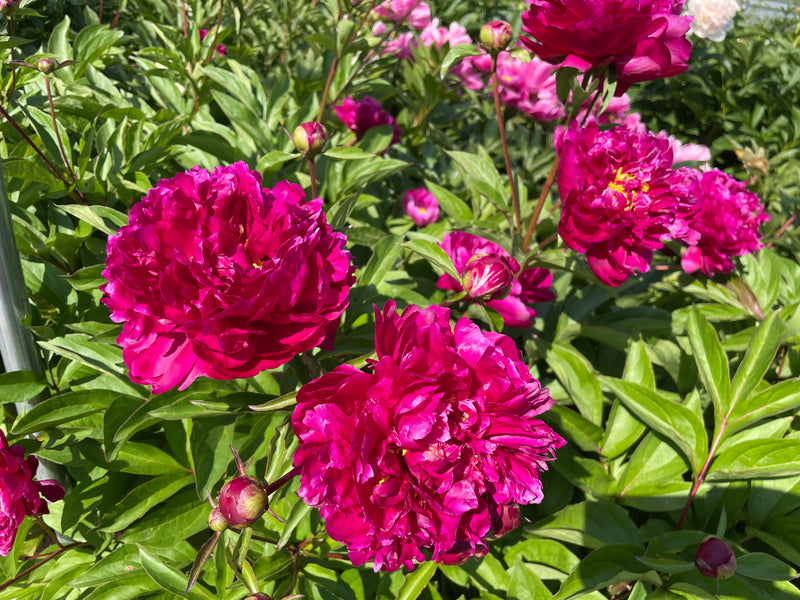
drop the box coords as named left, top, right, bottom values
left=687, top=0, right=740, bottom=42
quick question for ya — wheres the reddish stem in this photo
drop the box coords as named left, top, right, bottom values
left=265, top=466, right=301, bottom=496
left=523, top=155, right=559, bottom=250
left=490, top=54, right=520, bottom=233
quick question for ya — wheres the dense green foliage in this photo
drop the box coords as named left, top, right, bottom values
left=1, top=1, right=799, bottom=599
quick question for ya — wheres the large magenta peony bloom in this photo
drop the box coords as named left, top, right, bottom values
left=520, top=0, right=692, bottom=92
left=334, top=96, right=402, bottom=146
left=556, top=120, right=698, bottom=286
left=680, top=169, right=769, bottom=277
left=292, top=301, right=565, bottom=571
left=438, top=231, right=555, bottom=328
left=102, top=162, right=356, bottom=393
left=1, top=431, right=65, bottom=556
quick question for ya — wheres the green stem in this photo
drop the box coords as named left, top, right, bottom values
left=490, top=54, right=520, bottom=233
left=0, top=543, right=86, bottom=592
left=44, top=75, right=75, bottom=180
left=308, top=156, right=318, bottom=198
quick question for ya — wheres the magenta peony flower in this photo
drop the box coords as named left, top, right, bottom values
left=680, top=169, right=769, bottom=277
left=0, top=431, right=65, bottom=556
left=556, top=120, right=699, bottom=286
left=199, top=28, right=226, bottom=56
left=402, top=188, right=440, bottom=226
left=292, top=301, right=565, bottom=571
left=334, top=96, right=402, bottom=146
left=520, top=0, right=693, bottom=93
left=374, top=0, right=431, bottom=29
left=438, top=232, right=556, bottom=328
left=102, top=162, right=356, bottom=393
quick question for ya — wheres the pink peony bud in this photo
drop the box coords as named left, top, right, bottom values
left=461, top=255, right=515, bottom=301
left=293, top=121, right=327, bottom=155
left=695, top=536, right=737, bottom=579
left=37, top=59, right=56, bottom=73
left=480, top=21, right=513, bottom=52
left=218, top=476, right=268, bottom=528
left=207, top=506, right=228, bottom=532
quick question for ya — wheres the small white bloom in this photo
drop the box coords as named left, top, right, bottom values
left=687, top=0, right=741, bottom=42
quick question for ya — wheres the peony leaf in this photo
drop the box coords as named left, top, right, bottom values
left=706, top=439, right=800, bottom=481
left=551, top=544, right=658, bottom=600
left=397, top=562, right=437, bottom=600
left=190, top=417, right=236, bottom=497
left=687, top=309, right=731, bottom=431
left=0, top=370, right=48, bottom=405
left=185, top=533, right=220, bottom=594
left=533, top=500, right=642, bottom=549
left=727, top=378, right=800, bottom=437
left=600, top=377, right=708, bottom=475
left=507, top=561, right=552, bottom=600
left=400, top=238, right=461, bottom=281
left=100, top=473, right=194, bottom=532
left=440, top=43, right=482, bottom=77
left=11, top=389, right=117, bottom=435
left=425, top=180, right=473, bottom=223
left=138, top=544, right=216, bottom=600
left=735, top=552, right=799, bottom=581
left=539, top=341, right=603, bottom=425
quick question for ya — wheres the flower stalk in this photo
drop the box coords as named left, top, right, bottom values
left=490, top=54, right=521, bottom=233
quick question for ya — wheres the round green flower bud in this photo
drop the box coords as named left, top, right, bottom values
left=479, top=21, right=512, bottom=52
left=293, top=121, right=327, bottom=155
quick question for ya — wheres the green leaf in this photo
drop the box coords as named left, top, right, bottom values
left=425, top=180, right=473, bottom=223
left=687, top=310, right=731, bottom=429
left=730, top=310, right=786, bottom=407
left=185, top=533, right=221, bottom=594
left=600, top=377, right=708, bottom=474
left=727, top=379, right=800, bottom=436
left=57, top=204, right=119, bottom=236
left=190, top=416, right=236, bottom=497
left=255, top=151, right=299, bottom=171
left=634, top=557, right=695, bottom=574
left=552, top=545, right=658, bottom=600
left=541, top=341, right=603, bottom=425
left=534, top=500, right=642, bottom=549
left=707, top=439, right=800, bottom=481
left=138, top=545, right=216, bottom=600
left=440, top=43, right=482, bottom=76
left=101, top=473, right=194, bottom=532
left=446, top=149, right=504, bottom=201
left=276, top=496, right=314, bottom=549
left=0, top=370, right=48, bottom=405
left=507, top=561, right=553, bottom=600
left=735, top=552, right=799, bottom=581
left=12, top=389, right=117, bottom=435
left=400, top=238, right=461, bottom=281
left=324, top=146, right=374, bottom=160
left=600, top=338, right=652, bottom=458
left=397, top=562, right=437, bottom=600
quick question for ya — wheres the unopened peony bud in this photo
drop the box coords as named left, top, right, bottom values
left=293, top=122, right=327, bottom=155
left=480, top=21, right=512, bottom=52
left=695, top=536, right=737, bottom=579
left=218, top=476, right=268, bottom=528
left=38, top=59, right=56, bottom=73
left=462, top=255, right=514, bottom=301
left=207, top=506, right=228, bottom=532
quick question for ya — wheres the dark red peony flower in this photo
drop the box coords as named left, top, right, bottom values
left=292, top=301, right=565, bottom=571
left=438, top=231, right=555, bottom=328
left=556, top=120, right=698, bottom=286
left=102, top=162, right=355, bottom=393
left=520, top=0, right=692, bottom=93
left=680, top=169, right=769, bottom=277
left=0, top=431, right=65, bottom=556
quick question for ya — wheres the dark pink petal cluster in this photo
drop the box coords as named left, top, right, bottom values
left=680, top=169, right=769, bottom=277
left=520, top=0, right=692, bottom=93
left=0, top=431, right=65, bottom=556
left=199, top=28, right=226, bottom=56
left=556, top=120, right=698, bottom=286
left=292, top=301, right=565, bottom=571
left=402, top=187, right=440, bottom=226
left=374, top=0, right=431, bottom=29
left=334, top=96, right=402, bottom=145
left=102, top=162, right=355, bottom=393
left=438, top=232, right=555, bottom=328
